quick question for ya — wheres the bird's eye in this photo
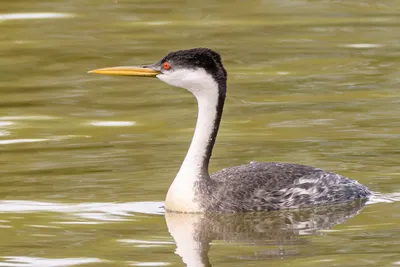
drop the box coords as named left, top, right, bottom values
left=163, top=62, right=171, bottom=70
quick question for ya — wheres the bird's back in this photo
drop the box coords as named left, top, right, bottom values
left=199, top=162, right=370, bottom=212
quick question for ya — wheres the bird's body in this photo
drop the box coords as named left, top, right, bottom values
left=205, top=162, right=370, bottom=212
left=90, top=48, right=371, bottom=213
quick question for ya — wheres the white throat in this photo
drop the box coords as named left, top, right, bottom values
left=159, top=68, right=221, bottom=212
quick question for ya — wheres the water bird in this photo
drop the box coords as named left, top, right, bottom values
left=89, top=48, right=371, bottom=213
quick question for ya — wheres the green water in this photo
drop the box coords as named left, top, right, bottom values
left=1, top=0, right=400, bottom=266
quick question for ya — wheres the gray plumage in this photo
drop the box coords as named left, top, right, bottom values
left=195, top=162, right=371, bottom=212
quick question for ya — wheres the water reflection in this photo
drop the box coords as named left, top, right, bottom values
left=1, top=0, right=400, bottom=265
left=166, top=200, right=367, bottom=267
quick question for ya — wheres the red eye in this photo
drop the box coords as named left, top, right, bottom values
left=163, top=62, right=171, bottom=70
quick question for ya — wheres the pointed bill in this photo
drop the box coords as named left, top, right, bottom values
left=88, top=66, right=160, bottom=77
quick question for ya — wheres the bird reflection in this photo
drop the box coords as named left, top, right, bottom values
left=165, top=200, right=367, bottom=267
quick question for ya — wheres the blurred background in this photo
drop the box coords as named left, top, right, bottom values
left=1, top=0, right=400, bottom=266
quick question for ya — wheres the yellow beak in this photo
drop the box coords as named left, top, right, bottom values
left=88, top=66, right=160, bottom=77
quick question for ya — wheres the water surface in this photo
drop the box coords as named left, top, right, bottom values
left=1, top=0, right=400, bottom=266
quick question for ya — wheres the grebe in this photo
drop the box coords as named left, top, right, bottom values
left=89, top=48, right=371, bottom=212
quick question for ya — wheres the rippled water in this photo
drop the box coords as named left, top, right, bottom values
left=1, top=0, right=400, bottom=266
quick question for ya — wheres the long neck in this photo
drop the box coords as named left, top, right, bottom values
left=165, top=70, right=226, bottom=212
left=179, top=90, right=225, bottom=177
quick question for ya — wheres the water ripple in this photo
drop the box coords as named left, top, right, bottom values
left=0, top=256, right=102, bottom=267
left=0, top=139, right=48, bottom=145
left=0, top=200, right=164, bottom=221
left=89, top=121, right=136, bottom=127
left=0, top=13, right=75, bottom=21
